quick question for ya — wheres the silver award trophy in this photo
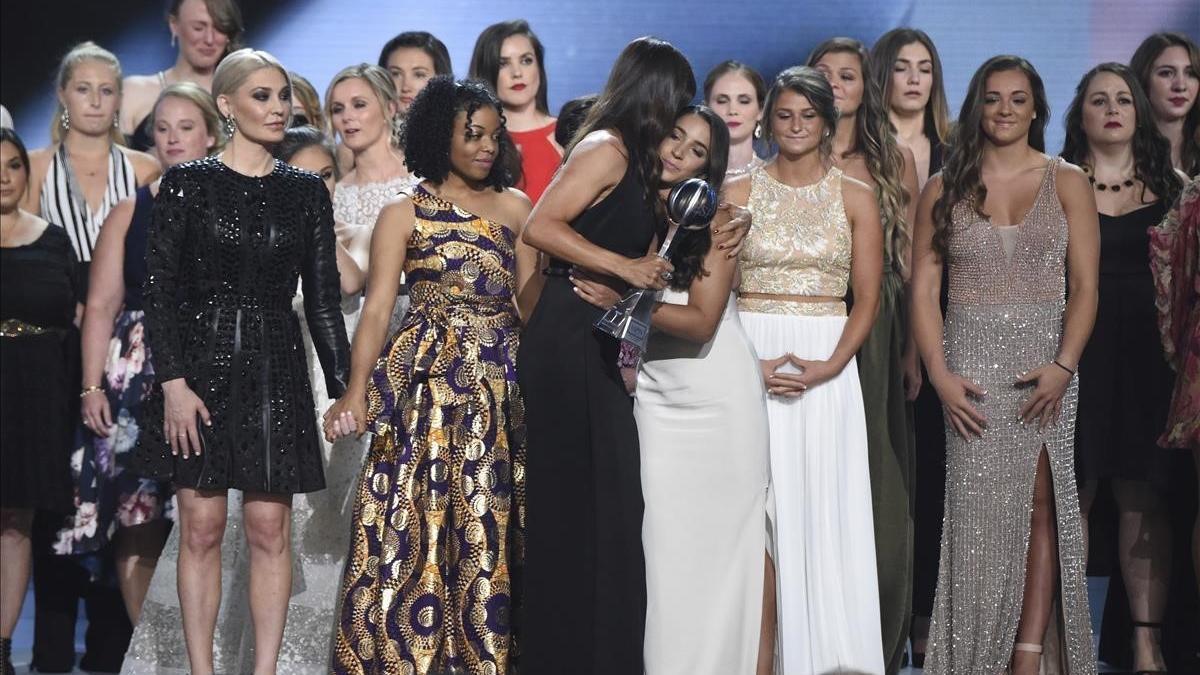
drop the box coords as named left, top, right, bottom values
left=593, top=177, right=718, bottom=355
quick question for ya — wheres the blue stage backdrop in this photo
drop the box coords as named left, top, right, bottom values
left=4, top=0, right=1198, bottom=153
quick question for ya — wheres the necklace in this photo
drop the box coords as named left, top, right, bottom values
left=725, top=154, right=765, bottom=179
left=1081, top=165, right=1134, bottom=192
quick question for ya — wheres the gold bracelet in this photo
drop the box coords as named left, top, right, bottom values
left=80, top=386, right=103, bottom=398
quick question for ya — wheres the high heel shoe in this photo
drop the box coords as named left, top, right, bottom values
left=1, top=636, right=14, bottom=675
left=1131, top=620, right=1167, bottom=675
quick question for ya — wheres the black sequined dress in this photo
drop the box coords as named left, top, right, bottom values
left=133, top=157, right=350, bottom=494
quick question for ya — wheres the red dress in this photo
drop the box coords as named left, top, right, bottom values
left=1150, top=178, right=1200, bottom=450
left=511, top=121, right=561, bottom=204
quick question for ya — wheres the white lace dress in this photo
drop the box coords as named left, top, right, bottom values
left=121, top=174, right=418, bottom=674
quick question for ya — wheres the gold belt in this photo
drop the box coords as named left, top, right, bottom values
left=0, top=318, right=62, bottom=337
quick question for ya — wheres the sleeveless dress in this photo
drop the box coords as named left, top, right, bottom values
left=332, top=184, right=524, bottom=674
left=635, top=288, right=770, bottom=674
left=1, top=225, right=80, bottom=513
left=856, top=182, right=916, bottom=675
left=518, top=158, right=656, bottom=674
left=125, top=71, right=167, bottom=152
left=1076, top=200, right=1174, bottom=480
left=510, top=121, right=561, bottom=204
left=54, top=186, right=175, bottom=559
left=926, top=159, right=1095, bottom=674
left=737, top=165, right=884, bottom=674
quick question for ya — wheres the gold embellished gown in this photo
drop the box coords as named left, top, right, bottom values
left=926, top=158, right=1095, bottom=673
left=332, top=184, right=524, bottom=675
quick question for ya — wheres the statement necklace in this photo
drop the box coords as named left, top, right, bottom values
left=1082, top=165, right=1134, bottom=192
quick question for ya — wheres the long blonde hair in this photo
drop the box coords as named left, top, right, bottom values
left=50, top=41, right=125, bottom=145
left=323, top=63, right=401, bottom=147
left=808, top=38, right=912, bottom=277
left=151, top=82, right=227, bottom=154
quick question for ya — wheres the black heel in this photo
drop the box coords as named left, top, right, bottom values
left=1131, top=620, right=1167, bottom=675
left=1, top=636, right=14, bottom=675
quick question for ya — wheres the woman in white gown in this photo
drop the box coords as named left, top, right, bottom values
left=732, top=66, right=885, bottom=674
left=572, top=105, right=773, bottom=675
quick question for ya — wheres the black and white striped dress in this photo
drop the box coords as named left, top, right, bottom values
left=39, top=144, right=137, bottom=263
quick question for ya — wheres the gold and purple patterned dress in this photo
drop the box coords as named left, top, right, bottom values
left=332, top=184, right=525, bottom=675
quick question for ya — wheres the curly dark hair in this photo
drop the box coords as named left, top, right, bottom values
left=664, top=105, right=729, bottom=291
left=400, top=76, right=513, bottom=191
left=932, top=55, right=1050, bottom=257
left=1061, top=63, right=1183, bottom=208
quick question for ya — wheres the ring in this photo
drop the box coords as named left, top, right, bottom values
left=660, top=271, right=672, bottom=281
left=177, top=432, right=186, bottom=438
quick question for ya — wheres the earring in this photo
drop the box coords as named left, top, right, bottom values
left=222, top=114, right=236, bottom=138
left=113, top=113, right=120, bottom=129
left=753, top=122, right=762, bottom=140
left=170, top=33, right=177, bottom=48
left=60, top=109, right=70, bottom=132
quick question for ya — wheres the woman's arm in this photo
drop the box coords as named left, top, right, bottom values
left=648, top=227, right=737, bottom=344
left=334, top=237, right=366, bottom=296
left=79, top=196, right=134, bottom=435
left=500, top=190, right=539, bottom=321
left=792, top=178, right=883, bottom=388
left=301, top=180, right=352, bottom=399
left=521, top=130, right=672, bottom=290
left=325, top=198, right=414, bottom=437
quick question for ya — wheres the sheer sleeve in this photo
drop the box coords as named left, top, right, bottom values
left=301, top=178, right=351, bottom=398
left=143, top=167, right=189, bottom=383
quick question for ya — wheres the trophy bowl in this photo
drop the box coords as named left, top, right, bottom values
left=666, top=177, right=718, bottom=229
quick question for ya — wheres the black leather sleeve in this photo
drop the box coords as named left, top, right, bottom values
left=301, top=179, right=351, bottom=399
left=143, top=167, right=188, bottom=384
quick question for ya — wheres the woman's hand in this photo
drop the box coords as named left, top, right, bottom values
left=760, top=355, right=807, bottom=397
left=570, top=267, right=624, bottom=309
left=323, top=391, right=367, bottom=442
left=81, top=389, right=113, bottom=438
left=161, top=378, right=212, bottom=458
left=929, top=369, right=988, bottom=439
left=903, top=344, right=923, bottom=402
left=789, top=356, right=842, bottom=390
left=1016, top=363, right=1073, bottom=430
left=712, top=202, right=752, bottom=258
left=617, top=254, right=673, bottom=290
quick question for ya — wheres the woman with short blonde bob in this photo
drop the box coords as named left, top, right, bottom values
left=131, top=48, right=349, bottom=675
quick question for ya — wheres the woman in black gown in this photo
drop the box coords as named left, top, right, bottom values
left=517, top=37, right=695, bottom=674
left=132, top=49, right=349, bottom=674
left=1061, top=62, right=1185, bottom=674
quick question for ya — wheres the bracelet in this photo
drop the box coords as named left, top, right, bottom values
left=80, top=385, right=103, bottom=398
left=1051, top=359, right=1076, bottom=376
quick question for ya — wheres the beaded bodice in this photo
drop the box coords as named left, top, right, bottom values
left=333, top=174, right=420, bottom=228
left=946, top=158, right=1067, bottom=306
left=739, top=166, right=852, bottom=298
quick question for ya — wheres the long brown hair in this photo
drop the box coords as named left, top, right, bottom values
left=1130, top=32, right=1200, bottom=176
left=1060, top=63, right=1182, bottom=208
left=808, top=37, right=912, bottom=275
left=932, top=55, right=1050, bottom=257
left=870, top=28, right=951, bottom=143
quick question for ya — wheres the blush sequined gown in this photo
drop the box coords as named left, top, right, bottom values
left=925, top=158, right=1095, bottom=674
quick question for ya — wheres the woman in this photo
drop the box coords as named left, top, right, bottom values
left=1130, top=32, right=1199, bottom=176
left=288, top=71, right=324, bottom=129
left=326, top=63, right=417, bottom=349
left=123, top=126, right=364, bottom=675
left=518, top=36, right=693, bottom=674
left=324, top=76, right=536, bottom=675
left=703, top=60, right=767, bottom=178
left=1062, top=62, right=1184, bottom=675
left=120, top=0, right=244, bottom=151
left=911, top=55, right=1099, bottom=673
left=1149, top=177, right=1200, bottom=598
left=470, top=20, right=561, bottom=203
left=733, top=65, right=885, bottom=674
left=0, top=127, right=82, bottom=675
left=571, top=105, right=774, bottom=674
left=65, top=83, right=222, bottom=629
left=808, top=37, right=918, bottom=673
left=871, top=26, right=952, bottom=667
left=130, top=48, right=349, bottom=674
left=378, top=30, right=453, bottom=113
left=24, top=42, right=160, bottom=297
